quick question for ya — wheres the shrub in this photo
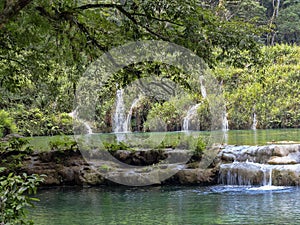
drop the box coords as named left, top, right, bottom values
left=0, top=137, right=45, bottom=225
left=0, top=110, right=17, bottom=138
left=48, top=136, right=78, bottom=152
left=0, top=171, right=44, bottom=225
left=0, top=137, right=33, bottom=172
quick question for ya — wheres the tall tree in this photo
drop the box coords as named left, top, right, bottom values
left=0, top=0, right=262, bottom=111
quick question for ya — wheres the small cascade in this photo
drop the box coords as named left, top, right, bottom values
left=219, top=162, right=287, bottom=190
left=113, top=89, right=127, bottom=133
left=267, top=168, right=272, bottom=186
left=218, top=145, right=300, bottom=188
left=222, top=112, right=229, bottom=131
left=69, top=109, right=93, bottom=134
left=199, top=75, right=207, bottom=99
left=219, top=162, right=273, bottom=186
left=68, top=110, right=77, bottom=119
left=83, top=122, right=93, bottom=135
left=182, top=103, right=201, bottom=131
left=181, top=76, right=207, bottom=132
left=251, top=113, right=257, bottom=130
left=125, top=96, right=141, bottom=132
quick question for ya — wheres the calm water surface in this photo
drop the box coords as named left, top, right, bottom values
left=29, top=129, right=300, bottom=151
left=28, top=130, right=300, bottom=224
left=30, top=185, right=300, bottom=225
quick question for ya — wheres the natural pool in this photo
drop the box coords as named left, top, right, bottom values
left=27, top=129, right=300, bottom=224
left=29, top=128, right=300, bottom=151
left=30, top=185, right=300, bottom=225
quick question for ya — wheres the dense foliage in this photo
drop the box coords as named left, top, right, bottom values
left=0, top=138, right=44, bottom=224
left=1, top=1, right=299, bottom=224
left=0, top=171, right=44, bottom=225
left=216, top=44, right=300, bottom=129
left=0, top=0, right=299, bottom=134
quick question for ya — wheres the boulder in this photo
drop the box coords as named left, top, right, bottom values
left=268, top=156, right=297, bottom=165
left=174, top=168, right=215, bottom=184
left=272, top=145, right=299, bottom=157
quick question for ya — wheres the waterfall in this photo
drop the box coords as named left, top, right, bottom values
left=219, top=162, right=274, bottom=187
left=251, top=113, right=257, bottom=130
left=125, top=96, right=141, bottom=132
left=262, top=167, right=273, bottom=186
left=83, top=122, right=93, bottom=134
left=199, top=75, right=207, bottom=99
left=113, top=89, right=127, bottom=133
left=182, top=103, right=201, bottom=131
left=181, top=76, right=207, bottom=132
left=222, top=112, right=229, bottom=131
left=69, top=109, right=93, bottom=134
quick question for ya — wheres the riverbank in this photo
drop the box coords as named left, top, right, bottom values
left=22, top=144, right=300, bottom=186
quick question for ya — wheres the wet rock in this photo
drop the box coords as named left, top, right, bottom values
left=272, top=165, right=300, bottom=186
left=112, top=149, right=168, bottom=166
left=175, top=168, right=215, bottom=184
left=20, top=144, right=300, bottom=187
left=78, top=167, right=105, bottom=185
left=219, top=162, right=266, bottom=185
left=221, top=153, right=236, bottom=162
left=268, top=156, right=297, bottom=165
left=272, top=145, right=299, bottom=157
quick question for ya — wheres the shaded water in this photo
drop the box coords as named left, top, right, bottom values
left=30, top=186, right=300, bottom=225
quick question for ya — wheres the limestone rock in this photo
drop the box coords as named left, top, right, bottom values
left=272, top=145, right=299, bottom=157
left=175, top=168, right=215, bottom=184
left=268, top=156, right=297, bottom=165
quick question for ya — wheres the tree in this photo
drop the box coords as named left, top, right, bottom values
left=276, top=3, right=300, bottom=44
left=0, top=0, right=263, bottom=136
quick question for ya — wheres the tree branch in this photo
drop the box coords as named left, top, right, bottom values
left=73, top=19, right=108, bottom=52
left=131, top=12, right=183, bottom=27
left=0, top=0, right=33, bottom=29
left=0, top=55, right=26, bottom=67
left=75, top=3, right=117, bottom=11
left=75, top=3, right=170, bottom=41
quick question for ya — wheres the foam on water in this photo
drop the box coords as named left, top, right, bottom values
left=247, top=185, right=288, bottom=191
left=210, top=185, right=293, bottom=194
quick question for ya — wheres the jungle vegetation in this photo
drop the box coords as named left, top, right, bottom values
left=0, top=0, right=299, bottom=137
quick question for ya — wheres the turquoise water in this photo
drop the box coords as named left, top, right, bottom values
left=30, top=185, right=300, bottom=225
left=27, top=130, right=300, bottom=224
left=224, top=128, right=300, bottom=145
left=28, top=129, right=300, bottom=151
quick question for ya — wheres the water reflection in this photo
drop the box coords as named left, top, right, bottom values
left=30, top=186, right=300, bottom=225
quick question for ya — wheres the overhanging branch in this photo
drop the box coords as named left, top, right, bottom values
left=0, top=0, right=33, bottom=29
left=75, top=3, right=170, bottom=41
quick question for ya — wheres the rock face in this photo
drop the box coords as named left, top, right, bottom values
left=219, top=145, right=300, bottom=163
left=21, top=144, right=300, bottom=186
left=22, top=149, right=215, bottom=186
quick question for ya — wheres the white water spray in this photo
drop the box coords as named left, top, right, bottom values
left=182, top=103, right=201, bottom=131
left=113, top=89, right=127, bottom=133
left=181, top=75, right=207, bottom=132
left=252, top=113, right=257, bottom=130
left=125, top=96, right=141, bottom=132
left=199, top=75, right=207, bottom=99
left=222, top=112, right=229, bottom=131
left=69, top=109, right=93, bottom=134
